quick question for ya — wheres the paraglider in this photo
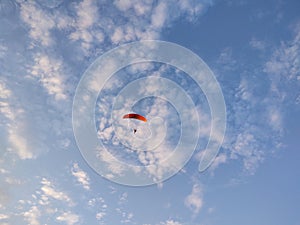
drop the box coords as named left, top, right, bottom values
left=122, top=113, right=147, bottom=122
left=122, top=113, right=147, bottom=134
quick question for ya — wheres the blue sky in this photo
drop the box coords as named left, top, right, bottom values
left=0, top=0, right=299, bottom=224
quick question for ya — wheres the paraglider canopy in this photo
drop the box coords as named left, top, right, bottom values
left=122, top=113, right=147, bottom=122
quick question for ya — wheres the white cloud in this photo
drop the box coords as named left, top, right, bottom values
left=71, top=163, right=90, bottom=190
left=0, top=75, right=72, bottom=161
left=40, top=178, right=72, bottom=205
left=29, top=53, right=67, bottom=100
left=20, top=1, right=55, bottom=46
left=0, top=80, right=34, bottom=159
left=8, top=132, right=33, bottom=159
left=236, top=78, right=253, bottom=101
left=249, top=38, right=267, bottom=51
left=55, top=12, right=74, bottom=30
left=160, top=219, right=183, bottom=225
left=217, top=47, right=237, bottom=71
left=0, top=80, right=11, bottom=99
left=0, top=186, right=9, bottom=210
left=96, top=147, right=126, bottom=178
left=268, top=107, right=283, bottom=132
left=0, top=168, right=9, bottom=174
left=111, top=27, right=124, bottom=44
left=69, top=0, right=101, bottom=52
left=16, top=0, right=215, bottom=66
left=0, top=85, right=16, bottom=114
left=208, top=153, right=227, bottom=172
left=36, top=0, right=64, bottom=9
left=178, top=0, right=208, bottom=21
left=96, top=212, right=106, bottom=220
left=86, top=197, right=108, bottom=222
left=230, top=132, right=264, bottom=175
left=121, top=212, right=134, bottom=224
left=116, top=207, right=134, bottom=224
left=184, top=184, right=204, bottom=215
left=296, top=95, right=300, bottom=105
left=208, top=207, right=215, bottom=214
left=56, top=211, right=79, bottom=225
left=0, top=214, right=9, bottom=220
left=11, top=177, right=84, bottom=225
left=110, top=0, right=213, bottom=43
left=114, top=0, right=133, bottom=11
left=264, top=29, right=300, bottom=81
left=219, top=23, right=300, bottom=177
left=0, top=43, right=7, bottom=58
left=118, top=192, right=128, bottom=205
left=75, top=0, right=98, bottom=29
left=23, top=206, right=40, bottom=225
left=221, top=72, right=285, bottom=175
left=4, top=176, right=22, bottom=185
left=151, top=2, right=167, bottom=29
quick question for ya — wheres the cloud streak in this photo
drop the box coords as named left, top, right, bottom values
left=40, top=178, right=73, bottom=206
left=0, top=80, right=34, bottom=159
left=71, top=163, right=90, bottom=190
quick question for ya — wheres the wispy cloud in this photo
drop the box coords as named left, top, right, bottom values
left=20, top=1, right=55, bottom=46
left=217, top=47, right=237, bottom=71
left=0, top=214, right=9, bottom=220
left=71, top=163, right=90, bottom=190
left=109, top=0, right=213, bottom=44
left=222, top=83, right=266, bottom=175
left=249, top=37, right=267, bottom=51
left=118, top=192, right=128, bottom=205
left=230, top=132, right=264, bottom=175
left=56, top=211, right=80, bottom=225
left=0, top=42, right=7, bottom=58
left=96, top=146, right=127, bottom=179
left=151, top=2, right=167, bottom=29
left=115, top=207, right=134, bottom=224
left=199, top=152, right=227, bottom=173
left=86, top=196, right=107, bottom=222
left=0, top=80, right=34, bottom=159
left=40, top=178, right=73, bottom=206
left=23, top=206, right=40, bottom=225
left=160, top=219, right=183, bottom=225
left=114, top=0, right=152, bottom=15
left=29, top=53, right=68, bottom=101
left=96, top=211, right=106, bottom=220
left=267, top=106, right=283, bottom=133
left=217, top=60, right=289, bottom=176
left=11, top=177, right=82, bottom=224
left=109, top=191, right=135, bottom=224
left=69, top=0, right=102, bottom=52
left=264, top=23, right=300, bottom=102
left=184, top=184, right=204, bottom=215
